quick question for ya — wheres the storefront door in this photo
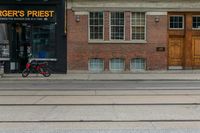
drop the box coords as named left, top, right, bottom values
left=8, top=23, right=57, bottom=73
left=9, top=23, right=30, bottom=72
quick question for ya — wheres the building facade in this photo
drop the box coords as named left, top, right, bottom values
left=67, top=0, right=200, bottom=73
left=0, top=0, right=66, bottom=73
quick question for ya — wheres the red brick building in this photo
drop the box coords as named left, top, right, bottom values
left=67, top=0, right=200, bottom=73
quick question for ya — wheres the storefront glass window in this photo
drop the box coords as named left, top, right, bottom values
left=32, top=24, right=56, bottom=58
left=0, top=24, right=9, bottom=58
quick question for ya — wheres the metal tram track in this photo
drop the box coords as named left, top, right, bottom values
left=1, top=88, right=200, bottom=91
left=0, top=87, right=200, bottom=91
left=0, top=103, right=200, bottom=106
left=1, top=120, right=200, bottom=123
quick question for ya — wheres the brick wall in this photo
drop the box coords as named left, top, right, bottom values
left=67, top=10, right=168, bottom=71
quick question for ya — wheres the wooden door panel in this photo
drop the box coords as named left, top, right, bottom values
left=168, top=38, right=184, bottom=66
left=192, top=37, right=200, bottom=67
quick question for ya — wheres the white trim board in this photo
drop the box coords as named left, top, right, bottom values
left=146, top=12, right=167, bottom=16
left=75, top=11, right=89, bottom=15
left=168, top=66, right=183, bottom=70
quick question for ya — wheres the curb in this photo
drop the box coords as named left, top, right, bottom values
left=1, top=77, right=200, bottom=81
left=1, top=73, right=200, bottom=81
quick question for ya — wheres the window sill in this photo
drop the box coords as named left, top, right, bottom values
left=169, top=28, right=184, bottom=30
left=192, top=28, right=200, bottom=30
left=88, top=40, right=147, bottom=44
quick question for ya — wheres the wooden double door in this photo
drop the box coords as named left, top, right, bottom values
left=192, top=37, right=200, bottom=67
left=168, top=37, right=200, bottom=69
left=168, top=37, right=184, bottom=68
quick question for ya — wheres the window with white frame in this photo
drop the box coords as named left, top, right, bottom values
left=110, top=58, right=125, bottom=72
left=89, top=58, right=104, bottom=72
left=169, top=16, right=184, bottom=29
left=131, top=58, right=146, bottom=71
left=110, top=12, right=124, bottom=40
left=193, top=16, right=200, bottom=29
left=132, top=12, right=146, bottom=40
left=89, top=12, right=104, bottom=40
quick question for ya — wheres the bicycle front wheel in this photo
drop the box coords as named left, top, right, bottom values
left=22, top=69, right=30, bottom=77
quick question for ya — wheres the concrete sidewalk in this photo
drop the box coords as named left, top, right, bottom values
left=1, top=70, right=200, bottom=81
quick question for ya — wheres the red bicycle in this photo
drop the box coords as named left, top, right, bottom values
left=22, top=59, right=51, bottom=77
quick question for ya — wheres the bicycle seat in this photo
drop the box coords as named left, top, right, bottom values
left=37, top=62, right=48, bottom=65
left=30, top=60, right=38, bottom=65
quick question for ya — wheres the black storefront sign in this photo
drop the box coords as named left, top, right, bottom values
left=0, top=6, right=56, bottom=23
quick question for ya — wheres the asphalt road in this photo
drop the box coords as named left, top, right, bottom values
left=1, top=127, right=200, bottom=133
left=0, top=80, right=200, bottom=90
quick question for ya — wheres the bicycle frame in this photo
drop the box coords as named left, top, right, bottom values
left=25, top=60, right=48, bottom=75
left=22, top=57, right=51, bottom=77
